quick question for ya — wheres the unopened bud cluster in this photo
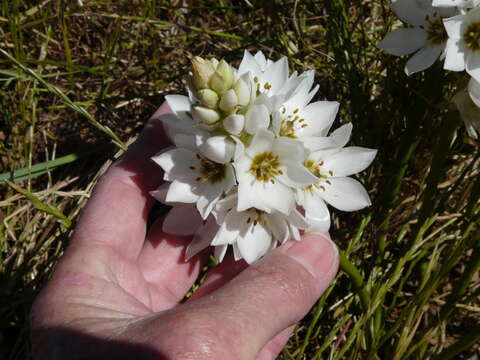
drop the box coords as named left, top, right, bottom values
left=189, top=57, right=251, bottom=134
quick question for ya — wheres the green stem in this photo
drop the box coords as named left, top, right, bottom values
left=339, top=250, right=369, bottom=311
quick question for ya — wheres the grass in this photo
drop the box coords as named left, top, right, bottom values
left=0, top=1, right=479, bottom=359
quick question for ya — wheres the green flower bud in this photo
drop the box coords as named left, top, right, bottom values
left=192, top=106, right=221, bottom=125
left=233, top=78, right=250, bottom=107
left=210, top=60, right=234, bottom=93
left=219, top=89, right=238, bottom=113
left=191, top=56, right=216, bottom=90
left=198, top=89, right=219, bottom=109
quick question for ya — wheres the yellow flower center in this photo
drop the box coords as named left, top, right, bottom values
left=246, top=209, right=269, bottom=227
left=194, top=155, right=226, bottom=184
left=249, top=152, right=282, bottom=183
left=464, top=22, right=480, bottom=51
left=303, top=160, right=333, bottom=192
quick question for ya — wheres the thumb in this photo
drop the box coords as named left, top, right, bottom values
left=189, top=233, right=339, bottom=359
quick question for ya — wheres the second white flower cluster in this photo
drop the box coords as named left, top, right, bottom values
left=151, top=51, right=376, bottom=264
left=378, top=0, right=480, bottom=138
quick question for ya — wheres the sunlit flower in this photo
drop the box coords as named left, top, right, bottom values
left=234, top=129, right=317, bottom=215
left=443, top=7, right=480, bottom=82
left=152, top=147, right=235, bottom=219
left=210, top=193, right=308, bottom=263
left=433, top=0, right=480, bottom=9
left=296, top=124, right=377, bottom=232
left=378, top=0, right=456, bottom=75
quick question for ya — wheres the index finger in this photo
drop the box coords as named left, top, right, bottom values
left=72, top=103, right=171, bottom=259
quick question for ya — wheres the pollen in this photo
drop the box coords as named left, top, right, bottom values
left=279, top=111, right=307, bottom=139
left=464, top=22, right=480, bottom=51
left=196, top=155, right=227, bottom=184
left=249, top=152, right=281, bottom=182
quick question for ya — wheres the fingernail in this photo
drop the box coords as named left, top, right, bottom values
left=281, top=233, right=339, bottom=283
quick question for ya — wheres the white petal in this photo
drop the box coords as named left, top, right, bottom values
left=214, top=245, right=229, bottom=263
left=304, top=192, right=331, bottom=233
left=268, top=212, right=290, bottom=243
left=254, top=51, right=268, bottom=70
left=391, top=0, right=433, bottom=26
left=150, top=182, right=170, bottom=204
left=321, top=177, right=372, bottom=212
left=468, top=77, right=480, bottom=107
left=301, top=136, right=338, bottom=153
left=223, top=114, right=245, bottom=135
left=264, top=57, right=289, bottom=92
left=331, top=123, right=353, bottom=148
left=245, top=128, right=274, bottom=156
left=378, top=28, right=427, bottom=56
left=211, top=208, right=244, bottom=246
left=443, top=39, right=466, bottom=71
left=272, top=137, right=305, bottom=162
left=255, top=181, right=295, bottom=215
left=237, top=223, right=272, bottom=264
left=298, top=101, right=340, bottom=136
left=163, top=205, right=203, bottom=236
left=166, top=180, right=199, bottom=203
left=466, top=50, right=480, bottom=83
left=405, top=44, right=443, bottom=75
left=322, top=147, right=377, bottom=177
left=238, top=50, right=262, bottom=76
left=197, top=135, right=235, bottom=164
left=152, top=148, right=199, bottom=181
left=165, top=95, right=192, bottom=123
left=278, top=160, right=318, bottom=187
left=443, top=14, right=465, bottom=39
left=232, top=243, right=242, bottom=261
left=185, top=217, right=218, bottom=260
left=245, top=104, right=271, bottom=134
left=196, top=165, right=235, bottom=219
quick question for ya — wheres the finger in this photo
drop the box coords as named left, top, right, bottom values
left=183, top=233, right=339, bottom=359
left=187, top=254, right=248, bottom=301
left=257, top=325, right=294, bottom=360
left=73, top=103, right=171, bottom=259
left=138, top=217, right=204, bottom=311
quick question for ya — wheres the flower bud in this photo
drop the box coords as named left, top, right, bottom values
left=223, top=114, right=245, bottom=135
left=197, top=89, right=219, bottom=109
left=197, top=135, right=235, bottom=164
left=191, top=57, right=216, bottom=90
left=210, top=60, right=234, bottom=93
left=219, top=89, right=238, bottom=112
left=192, top=106, right=220, bottom=125
left=233, top=78, right=250, bottom=107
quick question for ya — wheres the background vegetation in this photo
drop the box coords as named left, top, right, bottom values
left=0, top=1, right=478, bottom=359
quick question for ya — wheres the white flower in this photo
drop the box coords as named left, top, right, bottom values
left=152, top=147, right=235, bottom=219
left=433, top=0, right=480, bottom=9
left=296, top=124, right=377, bottom=232
left=453, top=79, right=480, bottom=138
left=234, top=129, right=318, bottom=215
left=378, top=0, right=457, bottom=75
left=443, top=7, right=480, bottom=82
left=210, top=193, right=308, bottom=264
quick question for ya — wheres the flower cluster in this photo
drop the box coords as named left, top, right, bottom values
left=151, top=51, right=377, bottom=264
left=378, top=0, right=480, bottom=138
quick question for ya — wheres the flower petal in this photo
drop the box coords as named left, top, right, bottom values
left=185, top=216, right=218, bottom=260
left=466, top=50, right=480, bottom=83
left=443, top=14, right=465, bottom=39
left=214, top=245, right=229, bottom=263
left=321, top=177, right=372, bottom=212
left=278, top=160, right=318, bottom=187
left=264, top=57, right=289, bottom=92
left=166, top=180, right=199, bottom=203
left=378, top=28, right=427, bottom=56
left=405, top=44, right=443, bottom=75
left=238, top=50, right=262, bottom=76
left=237, top=223, right=272, bottom=264
left=245, top=128, right=274, bottom=156
left=391, top=0, right=433, bottom=26
left=245, top=104, right=271, bottom=134
left=468, top=77, right=480, bottom=107
left=152, top=148, right=199, bottom=181
left=444, top=39, right=467, bottom=71
left=298, top=101, right=340, bottom=136
left=304, top=193, right=331, bottom=233
left=322, top=147, right=377, bottom=177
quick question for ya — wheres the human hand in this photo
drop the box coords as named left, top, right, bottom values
left=30, top=103, right=339, bottom=360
